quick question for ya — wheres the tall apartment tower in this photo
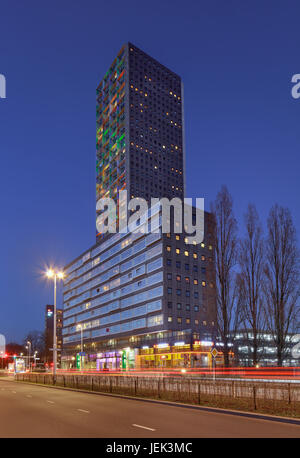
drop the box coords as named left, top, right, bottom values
left=96, top=43, right=185, bottom=240
left=61, top=44, right=218, bottom=371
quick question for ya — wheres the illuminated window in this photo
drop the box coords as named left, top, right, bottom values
left=208, top=245, right=213, bottom=250
left=203, top=321, right=207, bottom=326
left=166, top=245, right=171, bottom=252
left=176, top=235, right=180, bottom=241
left=201, top=255, right=205, bottom=261
left=195, top=319, right=199, bottom=325
left=201, top=243, right=205, bottom=248
left=184, top=251, right=189, bottom=257
left=185, top=277, right=190, bottom=284
left=193, top=253, right=197, bottom=259
left=177, top=317, right=182, bottom=324
left=186, top=318, right=190, bottom=324
left=194, top=279, right=198, bottom=285
left=176, top=275, right=181, bottom=282
left=168, top=316, right=172, bottom=322
left=202, top=281, right=206, bottom=287
left=176, top=248, right=180, bottom=255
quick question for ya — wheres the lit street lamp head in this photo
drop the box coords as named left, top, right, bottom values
left=46, top=268, right=64, bottom=280
left=46, top=269, right=54, bottom=278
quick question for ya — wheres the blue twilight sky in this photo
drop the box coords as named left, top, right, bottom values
left=0, top=0, right=299, bottom=342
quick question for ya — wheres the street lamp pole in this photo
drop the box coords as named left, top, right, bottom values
left=77, top=324, right=84, bottom=371
left=46, top=268, right=64, bottom=384
left=27, top=341, right=31, bottom=372
left=53, top=273, right=57, bottom=381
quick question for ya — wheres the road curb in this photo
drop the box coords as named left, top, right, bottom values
left=6, top=377, right=300, bottom=426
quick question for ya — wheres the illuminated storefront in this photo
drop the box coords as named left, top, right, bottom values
left=137, top=342, right=224, bottom=369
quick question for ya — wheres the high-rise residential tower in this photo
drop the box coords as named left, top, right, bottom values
left=96, top=43, right=185, bottom=240
left=61, top=44, right=218, bottom=371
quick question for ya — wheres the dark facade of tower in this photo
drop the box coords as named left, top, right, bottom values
left=96, top=43, right=185, bottom=240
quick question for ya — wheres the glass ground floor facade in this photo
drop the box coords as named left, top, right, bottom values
left=61, top=329, right=224, bottom=370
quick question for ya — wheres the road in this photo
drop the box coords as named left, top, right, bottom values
left=0, top=379, right=300, bottom=438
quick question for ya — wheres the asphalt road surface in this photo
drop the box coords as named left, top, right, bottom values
left=0, top=379, right=300, bottom=438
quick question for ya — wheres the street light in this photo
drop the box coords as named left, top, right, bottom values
left=34, top=351, right=38, bottom=369
left=77, top=324, right=84, bottom=371
left=46, top=268, right=64, bottom=382
left=26, top=341, right=31, bottom=371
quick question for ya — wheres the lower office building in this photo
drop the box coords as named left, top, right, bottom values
left=232, top=330, right=300, bottom=367
left=61, top=208, right=217, bottom=370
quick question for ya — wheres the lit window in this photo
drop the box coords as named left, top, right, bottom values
left=208, top=245, right=213, bottom=250
left=168, top=316, right=172, bottom=322
left=176, top=275, right=181, bottom=282
left=193, top=253, right=197, bottom=259
left=176, top=248, right=180, bottom=255
left=184, top=251, right=189, bottom=257
left=201, top=255, right=205, bottom=261
left=176, top=235, right=180, bottom=241
left=202, top=281, right=206, bottom=287
left=194, top=279, right=198, bottom=285
left=186, top=318, right=190, bottom=324
left=195, top=319, right=199, bottom=325
left=201, top=243, right=205, bottom=248
left=166, top=245, right=171, bottom=252
left=177, top=317, right=182, bottom=324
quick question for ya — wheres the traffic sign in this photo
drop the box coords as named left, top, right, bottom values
left=210, top=347, right=218, bottom=358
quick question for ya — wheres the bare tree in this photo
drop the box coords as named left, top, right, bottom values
left=237, top=204, right=265, bottom=366
left=23, top=330, right=45, bottom=356
left=264, top=205, right=300, bottom=366
left=211, top=186, right=238, bottom=366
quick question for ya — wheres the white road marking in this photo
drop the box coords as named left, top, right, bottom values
left=132, top=424, right=156, bottom=431
left=77, top=409, right=90, bottom=414
left=46, top=400, right=55, bottom=404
